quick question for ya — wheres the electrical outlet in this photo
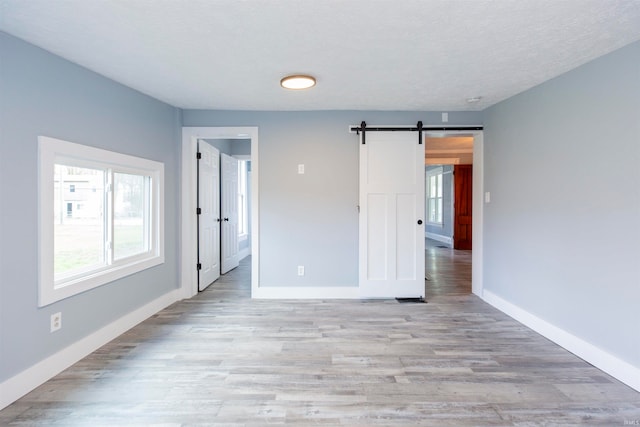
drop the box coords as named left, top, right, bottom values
left=297, top=265, right=305, bottom=276
left=50, top=312, right=62, bottom=332
left=298, top=164, right=305, bottom=174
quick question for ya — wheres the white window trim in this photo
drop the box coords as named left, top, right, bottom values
left=38, top=136, right=164, bottom=307
left=427, top=166, right=444, bottom=226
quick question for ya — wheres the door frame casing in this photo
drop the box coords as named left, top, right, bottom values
left=181, top=127, right=259, bottom=300
left=424, top=130, right=484, bottom=298
left=471, top=131, right=484, bottom=297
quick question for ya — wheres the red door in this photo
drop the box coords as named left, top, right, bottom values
left=454, top=165, right=472, bottom=250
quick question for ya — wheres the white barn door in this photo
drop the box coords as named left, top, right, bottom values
left=198, top=141, right=220, bottom=291
left=359, top=131, right=425, bottom=298
left=221, top=153, right=240, bottom=274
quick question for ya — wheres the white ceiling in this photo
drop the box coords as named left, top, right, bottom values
left=2, top=0, right=640, bottom=111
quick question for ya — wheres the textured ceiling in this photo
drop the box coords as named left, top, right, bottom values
left=1, top=0, right=640, bottom=111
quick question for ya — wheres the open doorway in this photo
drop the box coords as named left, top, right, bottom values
left=424, top=132, right=483, bottom=298
left=196, top=138, right=252, bottom=291
left=181, top=127, right=259, bottom=301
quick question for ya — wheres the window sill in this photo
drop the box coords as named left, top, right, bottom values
left=40, top=255, right=164, bottom=307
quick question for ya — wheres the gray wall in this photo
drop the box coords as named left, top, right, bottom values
left=426, top=165, right=453, bottom=242
left=202, top=138, right=250, bottom=156
left=202, top=138, right=232, bottom=155
left=231, top=139, right=251, bottom=156
left=183, top=111, right=483, bottom=287
left=0, top=33, right=181, bottom=382
left=483, top=41, right=640, bottom=368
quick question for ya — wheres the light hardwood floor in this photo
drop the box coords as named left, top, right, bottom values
left=1, top=247, right=639, bottom=426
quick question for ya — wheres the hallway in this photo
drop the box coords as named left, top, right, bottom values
left=425, top=238, right=472, bottom=299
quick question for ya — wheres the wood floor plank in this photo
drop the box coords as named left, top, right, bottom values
left=1, top=245, right=639, bottom=425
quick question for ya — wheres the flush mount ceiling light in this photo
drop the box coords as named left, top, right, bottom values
left=280, top=75, right=316, bottom=90
left=466, top=96, right=483, bottom=104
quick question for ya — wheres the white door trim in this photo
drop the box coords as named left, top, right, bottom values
left=181, top=127, right=259, bottom=300
left=471, top=132, right=484, bottom=298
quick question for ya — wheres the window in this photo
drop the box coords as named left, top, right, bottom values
left=39, top=136, right=164, bottom=307
left=427, top=167, right=443, bottom=225
left=237, top=160, right=249, bottom=237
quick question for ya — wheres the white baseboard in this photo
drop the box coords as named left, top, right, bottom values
left=482, top=290, right=640, bottom=392
left=0, top=289, right=182, bottom=410
left=252, top=286, right=360, bottom=299
left=426, top=232, right=452, bottom=245
left=252, top=285, right=422, bottom=300
left=238, top=247, right=251, bottom=261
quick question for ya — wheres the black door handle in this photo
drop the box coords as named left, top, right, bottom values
left=224, top=218, right=229, bottom=221
left=417, top=219, right=423, bottom=225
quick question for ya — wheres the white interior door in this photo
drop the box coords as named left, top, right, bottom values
left=221, top=153, right=239, bottom=274
left=198, top=141, right=220, bottom=291
left=359, top=131, right=425, bottom=298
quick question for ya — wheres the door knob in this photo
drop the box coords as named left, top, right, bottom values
left=417, top=219, right=423, bottom=225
